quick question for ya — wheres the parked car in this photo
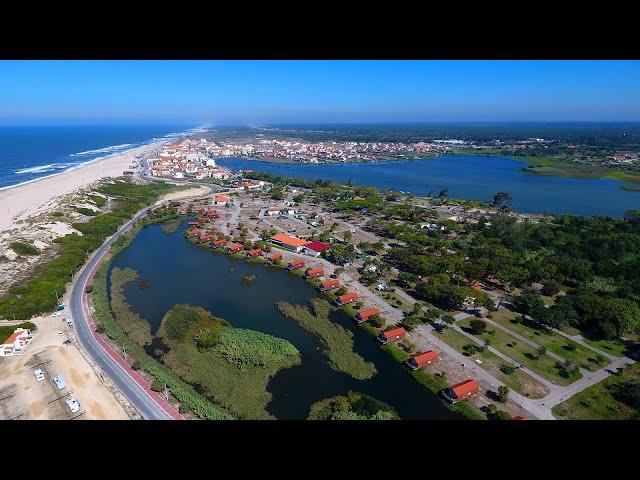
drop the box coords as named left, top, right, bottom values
left=53, top=376, right=66, bottom=390
left=66, top=398, right=80, bottom=414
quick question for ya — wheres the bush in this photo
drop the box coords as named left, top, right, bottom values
left=500, top=364, right=516, bottom=375
left=131, top=360, right=141, bottom=370
left=469, top=319, right=487, bottom=334
left=151, top=380, right=164, bottom=392
left=10, top=241, right=39, bottom=255
left=85, top=285, right=94, bottom=294
left=497, top=385, right=510, bottom=402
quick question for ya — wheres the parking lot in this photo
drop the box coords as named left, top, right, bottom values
left=0, top=315, right=129, bottom=420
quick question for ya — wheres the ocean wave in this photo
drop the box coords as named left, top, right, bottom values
left=71, top=143, right=133, bottom=157
left=15, top=162, right=78, bottom=175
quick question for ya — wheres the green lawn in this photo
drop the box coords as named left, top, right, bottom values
left=489, top=309, right=610, bottom=371
left=457, top=318, right=582, bottom=386
left=553, top=363, right=640, bottom=420
left=582, top=336, right=634, bottom=358
left=433, top=326, right=548, bottom=399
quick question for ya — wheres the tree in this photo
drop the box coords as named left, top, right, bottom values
left=469, top=319, right=487, bottom=334
left=492, top=192, right=513, bottom=212
left=497, top=385, right=510, bottom=403
left=438, top=188, right=448, bottom=199
left=512, top=293, right=544, bottom=316
left=542, top=279, right=561, bottom=296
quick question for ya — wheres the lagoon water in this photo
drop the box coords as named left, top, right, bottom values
left=110, top=222, right=458, bottom=420
left=217, top=155, right=639, bottom=217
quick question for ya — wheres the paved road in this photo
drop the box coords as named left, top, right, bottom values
left=67, top=186, right=215, bottom=420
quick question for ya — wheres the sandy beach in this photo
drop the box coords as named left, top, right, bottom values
left=0, top=142, right=162, bottom=233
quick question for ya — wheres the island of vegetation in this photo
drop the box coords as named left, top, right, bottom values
left=308, top=391, right=399, bottom=420
left=277, top=298, right=376, bottom=380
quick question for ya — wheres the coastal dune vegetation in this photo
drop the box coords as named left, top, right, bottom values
left=0, top=178, right=171, bottom=320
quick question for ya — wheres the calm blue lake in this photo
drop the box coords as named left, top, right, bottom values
left=216, top=154, right=640, bottom=217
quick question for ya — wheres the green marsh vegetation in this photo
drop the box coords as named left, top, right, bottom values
left=91, top=258, right=232, bottom=420
left=156, top=304, right=301, bottom=419
left=277, top=298, right=376, bottom=380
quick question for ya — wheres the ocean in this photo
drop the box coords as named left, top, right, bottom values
left=0, top=124, right=200, bottom=190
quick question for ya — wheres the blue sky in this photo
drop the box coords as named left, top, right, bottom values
left=0, top=60, right=639, bottom=123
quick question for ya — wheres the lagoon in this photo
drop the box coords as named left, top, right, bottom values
left=109, top=222, right=458, bottom=420
left=216, top=154, right=639, bottom=217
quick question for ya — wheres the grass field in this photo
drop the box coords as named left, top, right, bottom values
left=552, top=363, right=640, bottom=420
left=489, top=309, right=610, bottom=371
left=433, top=325, right=548, bottom=398
left=457, top=318, right=582, bottom=385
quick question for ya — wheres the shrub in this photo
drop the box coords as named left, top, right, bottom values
left=151, top=380, right=164, bottom=392
left=500, top=364, right=516, bottom=375
left=497, top=385, right=510, bottom=403
left=85, top=285, right=94, bottom=294
left=10, top=241, right=39, bottom=255
left=469, top=319, right=487, bottom=334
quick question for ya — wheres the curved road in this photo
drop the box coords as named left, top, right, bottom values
left=68, top=185, right=216, bottom=420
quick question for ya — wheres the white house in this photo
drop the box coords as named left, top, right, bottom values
left=0, top=328, right=33, bottom=357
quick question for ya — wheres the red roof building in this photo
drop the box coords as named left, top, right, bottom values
left=271, top=233, right=308, bottom=252
left=199, top=233, right=214, bottom=243
left=187, top=221, right=200, bottom=227
left=336, top=292, right=359, bottom=306
left=206, top=209, right=219, bottom=217
left=247, top=248, right=263, bottom=258
left=377, top=327, right=406, bottom=344
left=355, top=308, right=380, bottom=323
left=268, top=252, right=283, bottom=263
left=288, top=258, right=306, bottom=270
left=303, top=241, right=331, bottom=257
left=320, top=279, right=341, bottom=291
left=406, top=350, right=439, bottom=370
left=512, top=416, right=528, bottom=420
left=228, top=243, right=244, bottom=254
left=305, top=267, right=324, bottom=278
left=187, top=229, right=200, bottom=238
left=443, top=379, right=479, bottom=403
left=213, top=238, right=228, bottom=248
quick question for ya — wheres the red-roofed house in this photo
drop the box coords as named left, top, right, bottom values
left=319, top=279, right=340, bottom=291
left=214, top=194, right=231, bottom=205
left=355, top=308, right=380, bottom=323
left=206, top=209, right=219, bottom=218
left=336, top=292, right=359, bottom=306
left=288, top=258, right=305, bottom=271
left=247, top=248, right=263, bottom=258
left=268, top=252, right=282, bottom=263
left=377, top=327, right=406, bottom=344
left=303, top=241, right=330, bottom=257
left=227, top=243, right=244, bottom=254
left=187, top=229, right=200, bottom=238
left=213, top=238, right=228, bottom=248
left=199, top=233, right=214, bottom=243
left=406, top=350, right=439, bottom=370
left=0, top=328, right=33, bottom=357
left=443, top=379, right=479, bottom=403
left=305, top=267, right=324, bottom=278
